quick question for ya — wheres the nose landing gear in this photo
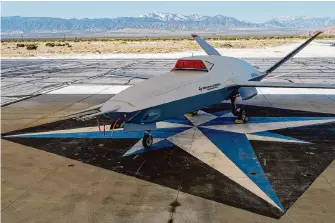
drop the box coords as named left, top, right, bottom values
left=142, top=131, right=153, bottom=148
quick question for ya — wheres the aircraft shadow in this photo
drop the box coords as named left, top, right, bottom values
left=3, top=105, right=335, bottom=219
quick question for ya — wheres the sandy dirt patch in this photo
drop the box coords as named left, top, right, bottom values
left=1, top=39, right=296, bottom=58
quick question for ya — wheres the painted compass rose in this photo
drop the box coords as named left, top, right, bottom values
left=6, top=110, right=335, bottom=213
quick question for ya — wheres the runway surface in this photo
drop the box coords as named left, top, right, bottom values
left=1, top=58, right=335, bottom=223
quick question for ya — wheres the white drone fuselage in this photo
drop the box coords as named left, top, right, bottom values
left=101, top=56, right=260, bottom=124
left=68, top=31, right=332, bottom=127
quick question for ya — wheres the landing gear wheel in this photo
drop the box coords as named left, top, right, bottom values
left=142, top=134, right=153, bottom=148
left=230, top=92, right=248, bottom=124
left=191, top=110, right=199, bottom=116
left=235, top=108, right=248, bottom=124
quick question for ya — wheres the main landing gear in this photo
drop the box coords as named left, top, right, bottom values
left=230, top=93, right=248, bottom=124
left=190, top=110, right=199, bottom=116
left=185, top=110, right=199, bottom=117
left=142, top=131, right=153, bottom=148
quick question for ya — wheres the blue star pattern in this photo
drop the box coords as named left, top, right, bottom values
left=6, top=111, right=335, bottom=212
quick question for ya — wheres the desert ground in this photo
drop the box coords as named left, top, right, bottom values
left=2, top=36, right=333, bottom=59
left=1, top=38, right=295, bottom=57
left=2, top=35, right=335, bottom=59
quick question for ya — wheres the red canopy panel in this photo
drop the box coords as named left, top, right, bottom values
left=172, top=60, right=208, bottom=71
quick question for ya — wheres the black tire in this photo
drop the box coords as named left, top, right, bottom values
left=239, top=108, right=248, bottom=123
left=142, top=134, right=153, bottom=148
left=191, top=110, right=199, bottom=116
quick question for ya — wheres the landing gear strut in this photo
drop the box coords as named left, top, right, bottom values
left=230, top=93, right=248, bottom=124
left=142, top=131, right=153, bottom=148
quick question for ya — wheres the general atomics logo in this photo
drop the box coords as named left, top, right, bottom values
left=199, top=83, right=221, bottom=91
left=251, top=73, right=259, bottom=78
left=142, top=109, right=161, bottom=122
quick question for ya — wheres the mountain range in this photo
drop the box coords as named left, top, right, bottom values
left=1, top=12, right=335, bottom=34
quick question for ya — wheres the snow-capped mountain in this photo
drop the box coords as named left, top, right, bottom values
left=139, top=12, right=191, bottom=21
left=139, top=12, right=211, bottom=22
left=139, top=12, right=255, bottom=26
left=265, top=16, right=335, bottom=29
left=1, top=13, right=334, bottom=35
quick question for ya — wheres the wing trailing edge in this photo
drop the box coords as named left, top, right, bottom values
left=230, top=81, right=335, bottom=89
left=65, top=103, right=104, bottom=117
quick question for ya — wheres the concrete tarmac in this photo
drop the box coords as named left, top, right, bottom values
left=1, top=58, right=335, bottom=223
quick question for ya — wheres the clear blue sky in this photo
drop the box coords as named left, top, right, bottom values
left=1, top=1, right=334, bottom=23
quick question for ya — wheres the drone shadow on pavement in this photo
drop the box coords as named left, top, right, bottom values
left=3, top=104, right=335, bottom=219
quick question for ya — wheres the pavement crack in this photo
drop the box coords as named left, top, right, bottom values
left=1, top=159, right=66, bottom=212
left=135, top=159, right=147, bottom=175
left=321, top=172, right=335, bottom=195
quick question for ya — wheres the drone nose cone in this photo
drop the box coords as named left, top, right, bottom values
left=101, top=100, right=135, bottom=114
left=99, top=102, right=126, bottom=121
left=101, top=103, right=121, bottom=113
